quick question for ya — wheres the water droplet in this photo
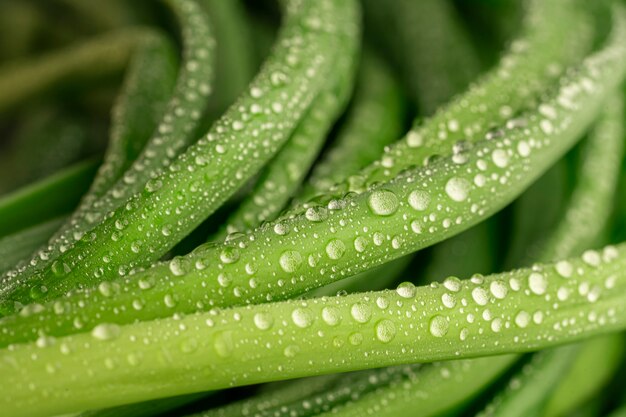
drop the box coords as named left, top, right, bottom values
left=292, top=308, right=314, bottom=328
left=445, top=177, right=470, bottom=202
left=441, top=293, right=456, bottom=308
left=407, top=130, right=423, bottom=147
left=326, top=239, right=346, bottom=260
left=353, top=236, right=368, bottom=253
left=169, top=258, right=187, bottom=276
left=91, top=324, right=121, bottom=341
left=471, top=288, right=489, bottom=306
left=528, top=272, right=547, bottom=295
left=349, top=332, right=363, bottom=345
left=582, top=250, right=601, bottom=266
left=284, top=345, right=300, bottom=358
left=443, top=277, right=461, bottom=292
left=367, top=190, right=399, bottom=216
left=429, top=315, right=449, bottom=338
left=396, top=282, right=416, bottom=298
left=164, top=294, right=177, bottom=308
left=279, top=250, right=303, bottom=273
left=555, top=261, right=573, bottom=278
left=408, top=190, right=430, bottom=211
left=375, top=319, right=396, bottom=343
left=29, top=285, right=48, bottom=300
left=540, top=119, right=554, bottom=134
left=491, top=149, right=509, bottom=168
left=490, top=281, right=508, bottom=299
left=273, top=222, right=289, bottom=236
left=145, top=179, right=163, bottom=193
left=376, top=296, right=389, bottom=309
left=98, top=282, right=114, bottom=297
left=220, top=247, right=240, bottom=264
left=515, top=311, right=530, bottom=328
left=217, top=273, right=232, bottom=288
left=517, top=141, right=531, bottom=157
left=253, top=312, right=274, bottom=330
left=491, top=318, right=503, bottom=332
left=322, top=306, right=341, bottom=326
left=350, top=303, right=372, bottom=323
left=51, top=260, right=71, bottom=277
left=305, top=207, right=328, bottom=222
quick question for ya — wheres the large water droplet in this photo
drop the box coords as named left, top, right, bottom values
left=528, top=272, right=547, bottom=295
left=367, top=190, right=399, bottom=216
left=253, top=312, right=274, bottom=330
left=515, top=311, right=530, bottom=328
left=375, top=319, right=396, bottom=343
left=292, top=308, right=314, bottom=328
left=322, top=306, right=341, bottom=326
left=445, top=177, right=470, bottom=202
left=279, top=250, right=303, bottom=273
left=429, top=315, right=449, bottom=338
left=471, top=287, right=489, bottom=306
left=350, top=303, right=372, bottom=323
left=396, top=282, right=416, bottom=298
left=326, top=239, right=346, bottom=260
left=408, top=190, right=430, bottom=211
left=490, top=281, right=508, bottom=299
left=91, top=323, right=121, bottom=341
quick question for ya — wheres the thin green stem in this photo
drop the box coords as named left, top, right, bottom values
left=299, top=51, right=406, bottom=199
left=0, top=158, right=100, bottom=237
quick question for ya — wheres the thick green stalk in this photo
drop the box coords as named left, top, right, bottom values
left=2, top=17, right=623, bottom=341
left=199, top=212, right=496, bottom=417
left=2, top=243, right=626, bottom=416
left=0, top=0, right=360, bottom=310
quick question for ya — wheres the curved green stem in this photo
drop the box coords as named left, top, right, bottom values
left=2, top=242, right=626, bottom=416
